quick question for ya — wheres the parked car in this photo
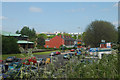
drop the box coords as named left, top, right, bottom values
left=68, top=53, right=74, bottom=57
left=45, top=58, right=51, bottom=64
left=63, top=53, right=74, bottom=59
left=8, top=62, right=22, bottom=70
left=37, top=58, right=45, bottom=65
left=70, top=49, right=75, bottom=52
left=0, top=64, right=5, bottom=73
left=56, top=51, right=61, bottom=55
left=75, top=51, right=81, bottom=56
left=0, top=60, right=3, bottom=63
left=14, top=58, right=22, bottom=62
left=63, top=54, right=70, bottom=59
left=6, top=56, right=16, bottom=62
left=49, top=52, right=56, bottom=56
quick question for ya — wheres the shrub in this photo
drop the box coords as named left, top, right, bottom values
left=2, top=36, right=19, bottom=54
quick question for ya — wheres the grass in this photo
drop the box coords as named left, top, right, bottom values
left=2, top=50, right=58, bottom=60
left=33, top=50, right=58, bottom=55
left=1, top=53, right=28, bottom=60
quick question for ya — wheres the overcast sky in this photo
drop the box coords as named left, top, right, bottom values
left=2, top=2, right=118, bottom=33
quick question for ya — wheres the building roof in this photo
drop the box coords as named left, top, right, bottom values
left=1, top=31, right=21, bottom=37
left=17, top=40, right=34, bottom=44
left=0, top=31, right=28, bottom=37
left=63, top=38, right=75, bottom=41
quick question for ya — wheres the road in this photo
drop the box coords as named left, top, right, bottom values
left=34, top=51, right=74, bottom=69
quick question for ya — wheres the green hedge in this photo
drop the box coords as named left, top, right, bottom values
left=2, top=36, right=19, bottom=54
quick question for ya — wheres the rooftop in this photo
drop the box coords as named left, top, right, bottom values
left=17, top=40, right=34, bottom=44
left=0, top=31, right=28, bottom=37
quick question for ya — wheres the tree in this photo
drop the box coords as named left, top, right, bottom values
left=16, top=26, right=36, bottom=39
left=83, top=20, right=118, bottom=47
left=47, top=35, right=56, bottom=39
left=72, top=35, right=77, bottom=39
left=57, top=33, right=62, bottom=36
left=2, top=36, right=19, bottom=54
left=78, top=34, right=82, bottom=39
left=37, top=36, right=45, bottom=48
left=37, top=33, right=47, bottom=39
left=16, top=30, right=20, bottom=34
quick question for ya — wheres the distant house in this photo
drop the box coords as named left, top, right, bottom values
left=1, top=31, right=34, bottom=49
left=44, top=35, right=75, bottom=48
left=100, top=42, right=112, bottom=48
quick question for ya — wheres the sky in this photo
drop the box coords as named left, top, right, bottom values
left=1, top=2, right=118, bottom=33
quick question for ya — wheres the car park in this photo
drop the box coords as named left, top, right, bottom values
left=68, top=53, right=74, bottom=57
left=75, top=51, right=81, bottom=56
left=37, top=58, right=45, bottom=65
left=63, top=54, right=70, bottom=59
left=8, top=62, right=22, bottom=70
left=23, top=57, right=37, bottom=65
left=49, top=52, right=56, bottom=56
left=45, top=58, right=51, bottom=64
left=63, top=53, right=74, bottom=59
left=0, top=60, right=3, bottom=63
left=6, top=56, right=16, bottom=62
left=70, top=49, right=75, bottom=52
left=23, top=65, right=38, bottom=72
left=56, top=51, right=61, bottom=55
left=14, top=58, right=22, bottom=62
left=0, top=64, right=5, bottom=73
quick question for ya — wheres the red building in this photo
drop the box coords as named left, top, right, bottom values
left=100, top=42, right=112, bottom=48
left=44, top=35, right=75, bottom=48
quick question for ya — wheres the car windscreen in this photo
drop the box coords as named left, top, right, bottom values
left=64, top=54, right=67, bottom=56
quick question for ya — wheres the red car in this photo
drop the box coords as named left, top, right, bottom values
left=0, top=60, right=3, bottom=63
left=56, top=51, right=61, bottom=55
left=70, top=49, right=75, bottom=52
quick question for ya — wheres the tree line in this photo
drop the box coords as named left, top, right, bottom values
left=2, top=20, right=118, bottom=54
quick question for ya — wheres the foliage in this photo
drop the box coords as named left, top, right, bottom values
left=16, top=26, right=36, bottom=39
left=72, top=35, right=77, bottom=39
left=57, top=33, right=62, bottom=36
left=2, top=36, right=19, bottom=54
left=47, top=35, right=56, bottom=39
left=63, top=33, right=72, bottom=37
left=83, top=20, right=118, bottom=47
left=37, top=33, right=47, bottom=39
left=16, top=30, right=20, bottom=34
left=3, top=49, right=119, bottom=79
left=37, top=36, right=45, bottom=49
left=78, top=34, right=82, bottom=39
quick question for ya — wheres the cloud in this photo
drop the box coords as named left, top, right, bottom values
left=113, top=3, right=118, bottom=7
left=29, top=7, right=42, bottom=13
left=0, top=16, right=8, bottom=20
left=66, top=8, right=85, bottom=13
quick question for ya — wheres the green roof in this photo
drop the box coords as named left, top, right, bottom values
left=1, top=31, right=21, bottom=37
left=17, top=40, right=34, bottom=44
left=0, top=31, right=28, bottom=37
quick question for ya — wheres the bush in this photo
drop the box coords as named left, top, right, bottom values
left=2, top=36, right=19, bottom=54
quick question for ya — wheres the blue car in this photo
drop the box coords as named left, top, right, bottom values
left=8, top=62, right=22, bottom=70
left=63, top=53, right=74, bottom=59
left=75, top=51, right=81, bottom=56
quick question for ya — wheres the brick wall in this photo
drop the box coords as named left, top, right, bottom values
left=44, top=35, right=64, bottom=48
